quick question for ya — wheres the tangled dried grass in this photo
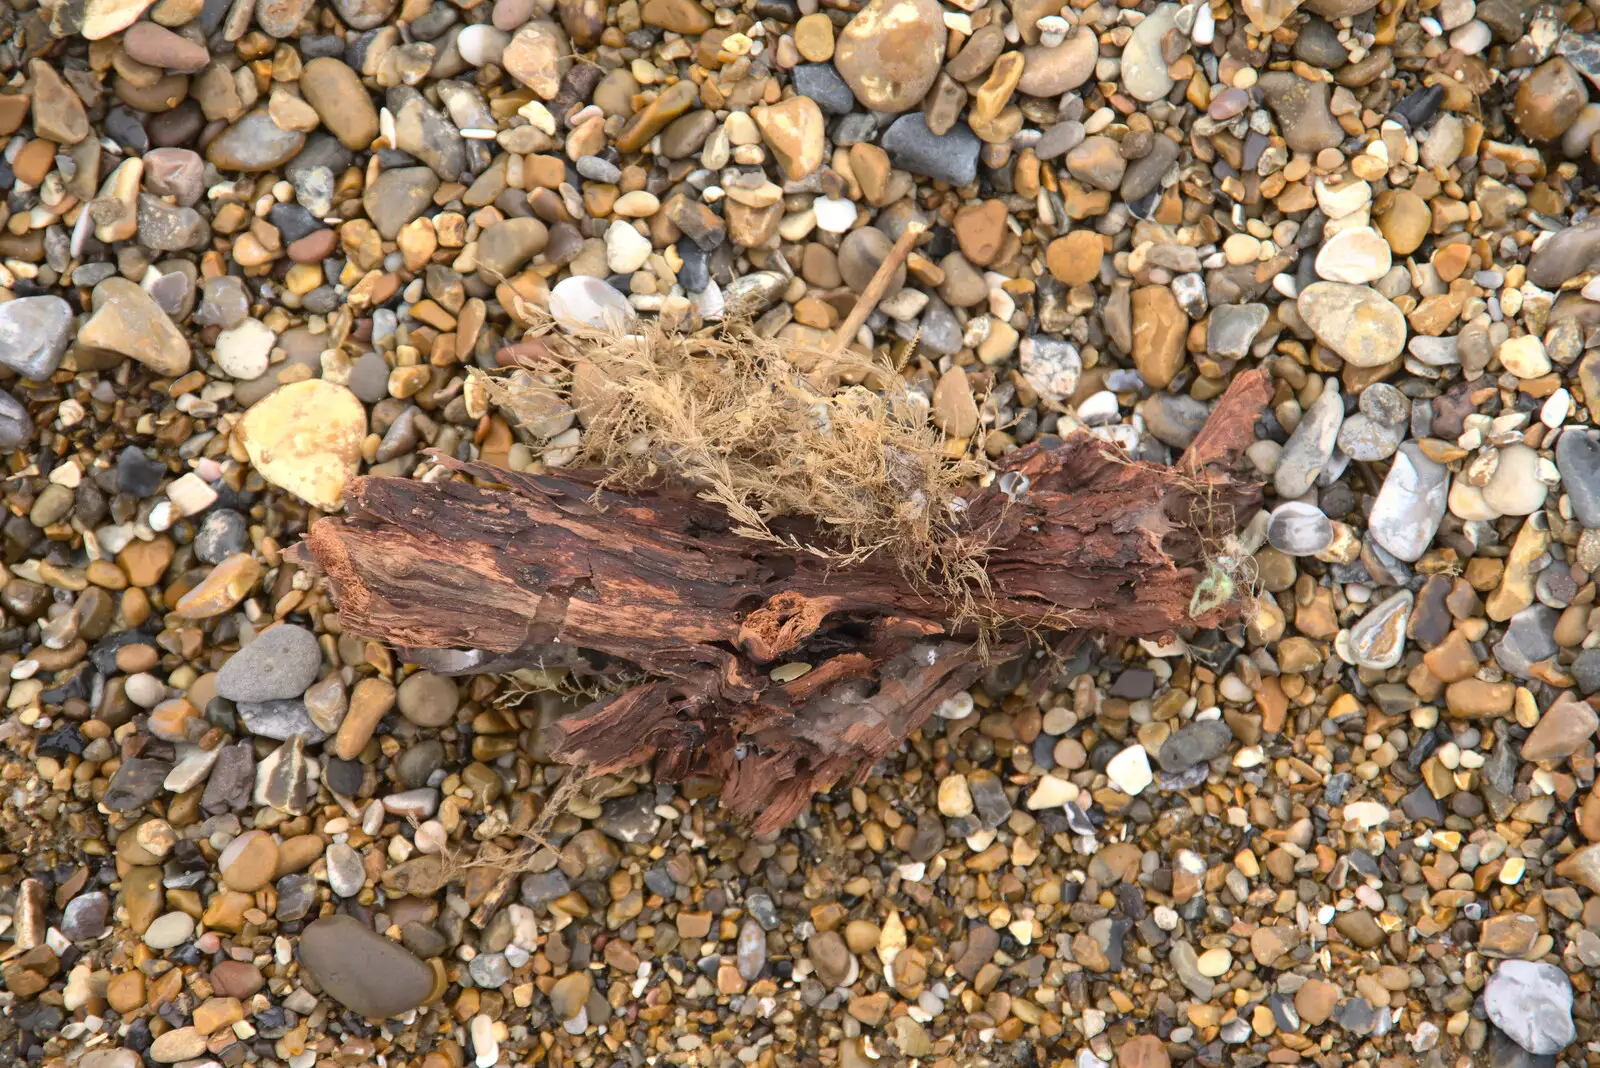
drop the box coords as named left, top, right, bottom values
left=478, top=313, right=991, bottom=590
left=433, top=768, right=597, bottom=885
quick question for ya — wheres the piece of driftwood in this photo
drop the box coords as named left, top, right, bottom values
left=293, top=369, right=1272, bottom=830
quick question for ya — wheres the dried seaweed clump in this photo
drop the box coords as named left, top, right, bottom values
left=478, top=316, right=988, bottom=576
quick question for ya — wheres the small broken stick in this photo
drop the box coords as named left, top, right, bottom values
left=829, top=220, right=927, bottom=355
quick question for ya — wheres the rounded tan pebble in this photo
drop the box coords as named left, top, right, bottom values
left=937, top=772, right=973, bottom=817
left=952, top=199, right=1008, bottom=267
left=612, top=190, right=660, bottom=217
left=12, top=140, right=56, bottom=186
left=1223, top=233, right=1261, bottom=265
left=940, top=252, right=988, bottom=307
left=548, top=971, right=592, bottom=1020
left=754, top=96, right=825, bottom=181
left=275, top=834, right=327, bottom=876
left=794, top=12, right=835, bottom=61
left=1046, top=231, right=1103, bottom=285
left=87, top=559, right=129, bottom=589
left=1515, top=57, right=1587, bottom=142
left=151, top=1026, right=206, bottom=1063
left=106, top=971, right=146, bottom=1012
left=640, top=0, right=712, bottom=32
left=1375, top=188, right=1429, bottom=255
left=298, top=58, right=379, bottom=151
left=335, top=677, right=397, bottom=760
left=122, top=22, right=208, bottom=70
left=932, top=367, right=979, bottom=438
left=1195, top=947, right=1233, bottom=976
left=1065, top=134, right=1126, bottom=191
left=1432, top=242, right=1471, bottom=282
left=237, top=379, right=367, bottom=510
left=115, top=643, right=160, bottom=673
left=192, top=996, right=245, bottom=1035
left=219, top=829, right=279, bottom=892
left=174, top=554, right=260, bottom=619
left=476, top=217, right=549, bottom=278
left=1131, top=285, right=1187, bottom=388
left=833, top=0, right=945, bottom=112
left=186, top=672, right=218, bottom=712
left=304, top=673, right=348, bottom=733
left=844, top=920, right=881, bottom=953
left=1117, top=1034, right=1170, bottom=1068
left=1053, top=737, right=1087, bottom=769
left=801, top=243, right=843, bottom=287
left=80, top=277, right=192, bottom=376
left=397, top=670, right=459, bottom=727
left=122, top=588, right=152, bottom=627
left=502, top=20, right=569, bottom=100
left=1018, top=28, right=1099, bottom=96
left=27, top=59, right=90, bottom=143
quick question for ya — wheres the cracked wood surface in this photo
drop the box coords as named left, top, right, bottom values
left=293, top=369, right=1270, bottom=830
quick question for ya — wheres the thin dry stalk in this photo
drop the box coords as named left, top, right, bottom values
left=434, top=768, right=596, bottom=883
left=828, top=221, right=926, bottom=355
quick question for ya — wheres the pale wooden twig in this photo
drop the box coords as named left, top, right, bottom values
left=829, top=221, right=927, bottom=355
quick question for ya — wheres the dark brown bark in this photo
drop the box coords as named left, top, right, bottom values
left=292, top=370, right=1271, bottom=830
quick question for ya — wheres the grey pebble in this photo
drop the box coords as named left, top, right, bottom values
left=217, top=625, right=322, bottom=702
left=1556, top=427, right=1600, bottom=528
left=1274, top=384, right=1343, bottom=499
left=881, top=113, right=980, bottom=188
left=0, top=392, right=33, bottom=450
left=1368, top=442, right=1450, bottom=562
left=237, top=698, right=329, bottom=744
left=0, top=296, right=74, bottom=380
left=1266, top=501, right=1334, bottom=556
left=791, top=63, right=856, bottom=115
left=1158, top=719, right=1232, bottom=772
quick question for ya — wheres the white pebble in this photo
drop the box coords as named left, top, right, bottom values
left=415, top=820, right=448, bottom=854
left=812, top=197, right=857, bottom=233
left=1106, top=744, right=1153, bottom=795
left=124, top=672, right=166, bottom=708
left=1076, top=390, right=1120, bottom=426
left=148, top=500, right=176, bottom=533
left=457, top=24, right=509, bottom=66
left=1542, top=389, right=1570, bottom=428
left=517, top=99, right=556, bottom=134
left=471, top=1014, right=498, bottom=1067
left=166, top=472, right=218, bottom=516
left=212, top=318, right=276, bottom=381
left=1026, top=775, right=1075, bottom=810
left=604, top=220, right=652, bottom=274
left=143, top=911, right=195, bottom=950
left=1218, top=674, right=1253, bottom=703
left=1343, top=800, right=1390, bottom=829
left=549, top=275, right=634, bottom=332
left=934, top=691, right=973, bottom=719
left=1449, top=19, right=1490, bottom=53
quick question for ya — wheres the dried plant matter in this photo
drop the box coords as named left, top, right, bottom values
left=296, top=339, right=1270, bottom=830
left=481, top=317, right=984, bottom=575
